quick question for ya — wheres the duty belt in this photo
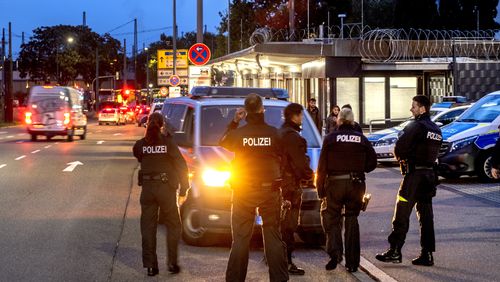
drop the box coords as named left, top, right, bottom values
left=327, top=174, right=351, bottom=180
left=142, top=172, right=168, bottom=182
left=415, top=166, right=433, bottom=170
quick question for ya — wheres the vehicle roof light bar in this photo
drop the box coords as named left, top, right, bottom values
left=189, top=86, right=289, bottom=100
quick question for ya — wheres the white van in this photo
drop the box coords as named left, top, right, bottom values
left=26, top=86, right=87, bottom=142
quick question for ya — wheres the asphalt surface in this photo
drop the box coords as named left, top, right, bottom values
left=0, top=123, right=499, bottom=282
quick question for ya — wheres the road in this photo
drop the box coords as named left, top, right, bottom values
left=0, top=122, right=499, bottom=281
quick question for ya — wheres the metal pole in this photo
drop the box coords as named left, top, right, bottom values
left=307, top=0, right=310, bottom=38
left=227, top=0, right=231, bottom=54
left=289, top=0, right=295, bottom=41
left=197, top=0, right=203, bottom=43
left=83, top=11, right=87, bottom=27
left=95, top=48, right=99, bottom=110
left=22, top=32, right=25, bottom=45
left=173, top=0, right=177, bottom=75
left=477, top=8, right=480, bottom=34
left=361, top=0, right=364, bottom=36
left=6, top=22, right=13, bottom=122
left=240, top=18, right=243, bottom=50
left=146, top=50, right=150, bottom=103
left=341, top=17, right=344, bottom=39
left=123, top=38, right=127, bottom=89
left=452, top=38, right=457, bottom=95
left=134, top=18, right=138, bottom=87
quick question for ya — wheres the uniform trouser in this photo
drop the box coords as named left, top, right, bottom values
left=226, top=187, right=289, bottom=282
left=388, top=170, right=436, bottom=252
left=140, top=181, right=181, bottom=268
left=321, top=179, right=365, bottom=268
left=281, top=188, right=302, bottom=264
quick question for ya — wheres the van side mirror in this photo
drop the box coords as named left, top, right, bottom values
left=173, top=132, right=193, bottom=148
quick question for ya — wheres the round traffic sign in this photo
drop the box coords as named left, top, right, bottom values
left=169, top=75, right=181, bottom=87
left=188, top=43, right=211, bottom=66
left=159, top=86, right=168, bottom=96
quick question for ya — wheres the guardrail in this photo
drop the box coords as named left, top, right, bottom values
left=368, top=118, right=408, bottom=134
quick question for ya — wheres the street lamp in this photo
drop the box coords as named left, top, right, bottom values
left=338, top=14, right=346, bottom=39
left=145, top=47, right=151, bottom=103
left=67, top=37, right=74, bottom=44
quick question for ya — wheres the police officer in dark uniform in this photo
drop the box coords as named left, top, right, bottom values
left=491, top=126, right=500, bottom=179
left=376, top=95, right=442, bottom=266
left=133, top=112, right=189, bottom=276
left=316, top=108, right=377, bottom=272
left=221, top=94, right=289, bottom=282
left=278, top=103, right=314, bottom=276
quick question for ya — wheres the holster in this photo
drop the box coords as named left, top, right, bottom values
left=399, top=160, right=409, bottom=176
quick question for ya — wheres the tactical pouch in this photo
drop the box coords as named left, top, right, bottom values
left=160, top=172, right=168, bottom=183
left=399, top=160, right=408, bottom=176
left=138, top=170, right=143, bottom=186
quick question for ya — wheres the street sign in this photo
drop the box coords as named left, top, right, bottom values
left=169, top=75, right=181, bottom=87
left=157, top=49, right=188, bottom=69
left=160, top=87, right=168, bottom=96
left=188, top=43, right=211, bottom=66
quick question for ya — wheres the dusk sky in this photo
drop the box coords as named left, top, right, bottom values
left=0, top=0, right=228, bottom=57
left=1, top=0, right=500, bottom=57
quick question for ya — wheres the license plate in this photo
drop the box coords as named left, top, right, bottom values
left=33, top=125, right=44, bottom=128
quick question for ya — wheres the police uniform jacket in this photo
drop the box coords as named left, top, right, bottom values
left=278, top=121, right=314, bottom=184
left=316, top=124, right=377, bottom=198
left=220, top=113, right=282, bottom=184
left=394, top=113, right=442, bottom=167
left=491, top=138, right=500, bottom=170
left=133, top=133, right=190, bottom=196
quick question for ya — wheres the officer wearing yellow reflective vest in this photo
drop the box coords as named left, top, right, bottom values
left=316, top=108, right=377, bottom=273
left=133, top=112, right=189, bottom=276
left=376, top=95, right=442, bottom=267
left=220, top=94, right=289, bottom=282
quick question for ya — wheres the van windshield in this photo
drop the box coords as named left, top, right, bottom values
left=457, top=95, right=500, bottom=123
left=200, top=105, right=321, bottom=148
left=29, top=95, right=69, bottom=113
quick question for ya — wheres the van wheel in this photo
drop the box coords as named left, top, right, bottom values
left=181, top=201, right=219, bottom=246
left=80, top=128, right=86, bottom=140
left=67, top=130, right=74, bottom=142
left=98, top=122, right=103, bottom=125
left=476, top=151, right=495, bottom=182
left=31, top=134, right=37, bottom=142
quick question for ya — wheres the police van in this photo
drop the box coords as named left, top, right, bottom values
left=26, top=86, right=87, bottom=142
left=162, top=86, right=323, bottom=246
left=438, top=91, right=500, bottom=181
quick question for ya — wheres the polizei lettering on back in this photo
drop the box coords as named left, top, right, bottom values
left=336, top=135, right=362, bottom=143
left=143, top=145, right=168, bottom=154
left=242, top=137, right=272, bottom=147
left=427, top=132, right=443, bottom=141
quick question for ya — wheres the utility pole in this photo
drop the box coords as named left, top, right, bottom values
left=123, top=39, right=127, bottom=89
left=134, top=18, right=138, bottom=88
left=145, top=48, right=150, bottom=103
left=227, top=0, right=231, bottom=54
left=307, top=0, right=310, bottom=38
left=197, top=0, right=203, bottom=43
left=361, top=0, right=364, bottom=36
left=5, top=22, right=13, bottom=122
left=289, top=0, right=295, bottom=41
left=83, top=11, right=87, bottom=27
left=173, top=0, right=177, bottom=75
left=1, top=28, right=4, bottom=118
left=240, top=18, right=243, bottom=50
left=21, top=32, right=25, bottom=45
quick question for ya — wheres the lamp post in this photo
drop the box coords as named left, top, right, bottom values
left=338, top=14, right=346, bottom=39
left=145, top=47, right=150, bottom=104
left=56, top=36, right=75, bottom=84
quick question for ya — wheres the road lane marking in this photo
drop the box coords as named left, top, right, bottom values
left=55, top=142, right=60, bottom=145
left=31, top=150, right=40, bottom=154
left=63, top=161, right=83, bottom=172
left=97, top=140, right=105, bottom=144
left=0, top=164, right=6, bottom=169
left=17, top=133, right=24, bottom=136
left=0, top=131, right=7, bottom=134
left=359, top=256, right=398, bottom=282
left=44, top=145, right=51, bottom=149
left=16, top=141, right=24, bottom=144
left=6, top=135, right=14, bottom=138
left=113, top=133, right=123, bottom=136
left=15, top=155, right=26, bottom=160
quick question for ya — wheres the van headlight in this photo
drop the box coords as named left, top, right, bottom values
left=375, top=137, right=398, bottom=147
left=202, top=168, right=231, bottom=187
left=450, top=135, right=478, bottom=152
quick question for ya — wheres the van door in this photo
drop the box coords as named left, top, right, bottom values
left=30, top=94, right=70, bottom=128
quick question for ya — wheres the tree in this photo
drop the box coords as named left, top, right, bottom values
left=18, top=25, right=123, bottom=86
left=217, top=0, right=257, bottom=55
left=394, top=0, right=440, bottom=29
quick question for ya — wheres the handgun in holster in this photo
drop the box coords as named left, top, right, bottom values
left=399, top=160, right=409, bottom=176
left=138, top=170, right=143, bottom=186
left=361, top=193, right=372, bottom=212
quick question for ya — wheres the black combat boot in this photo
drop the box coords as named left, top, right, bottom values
left=147, top=267, right=159, bottom=276
left=412, top=250, right=434, bottom=266
left=168, top=264, right=180, bottom=274
left=288, top=262, right=305, bottom=275
left=375, top=247, right=402, bottom=263
left=325, top=258, right=337, bottom=270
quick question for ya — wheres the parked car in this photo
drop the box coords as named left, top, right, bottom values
left=164, top=86, right=324, bottom=246
left=438, top=91, right=500, bottom=181
left=368, top=105, right=471, bottom=162
left=136, top=105, right=150, bottom=127
left=98, top=102, right=125, bottom=125
left=25, top=86, right=87, bottom=142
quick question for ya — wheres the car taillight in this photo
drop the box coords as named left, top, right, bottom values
left=25, top=112, right=32, bottom=124
left=64, top=112, right=71, bottom=125
left=139, top=109, right=143, bottom=114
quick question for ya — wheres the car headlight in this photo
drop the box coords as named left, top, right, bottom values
left=202, top=168, right=231, bottom=187
left=375, top=137, right=398, bottom=147
left=450, top=135, right=478, bottom=152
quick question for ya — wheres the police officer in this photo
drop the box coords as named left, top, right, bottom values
left=278, top=103, right=314, bottom=275
left=376, top=95, right=442, bottom=266
left=316, top=108, right=377, bottom=272
left=221, top=94, right=289, bottom=282
left=491, top=126, right=500, bottom=179
left=133, top=112, right=189, bottom=276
